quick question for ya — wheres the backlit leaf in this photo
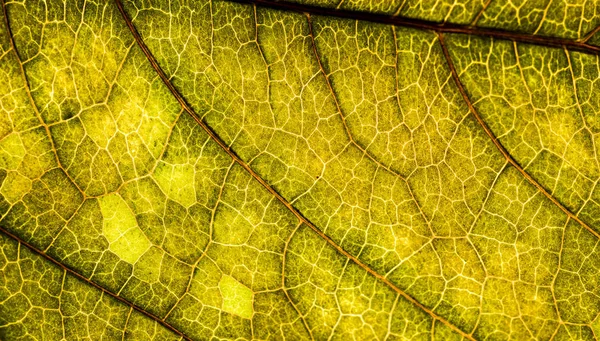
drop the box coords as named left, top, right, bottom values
left=1, top=0, right=600, bottom=340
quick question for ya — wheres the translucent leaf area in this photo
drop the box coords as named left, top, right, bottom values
left=1, top=0, right=600, bottom=340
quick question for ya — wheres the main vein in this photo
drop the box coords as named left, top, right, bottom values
left=228, top=0, right=600, bottom=55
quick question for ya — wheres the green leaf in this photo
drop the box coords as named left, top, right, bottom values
left=1, top=0, right=600, bottom=340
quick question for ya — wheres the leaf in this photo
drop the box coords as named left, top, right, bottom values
left=1, top=0, right=600, bottom=340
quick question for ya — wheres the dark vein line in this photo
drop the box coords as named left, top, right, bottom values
left=438, top=32, right=600, bottom=242
left=581, top=25, right=600, bottom=43
left=2, top=0, right=187, bottom=310
left=225, top=0, right=600, bottom=55
left=470, top=0, right=493, bottom=26
left=114, top=1, right=475, bottom=339
left=305, top=13, right=432, bottom=227
left=531, top=1, right=553, bottom=36
left=1, top=0, right=87, bottom=198
left=0, top=226, right=192, bottom=341
left=391, top=0, right=407, bottom=17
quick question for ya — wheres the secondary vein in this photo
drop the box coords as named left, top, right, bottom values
left=438, top=31, right=600, bottom=242
left=114, top=0, right=476, bottom=339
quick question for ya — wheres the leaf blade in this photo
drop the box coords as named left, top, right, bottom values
left=1, top=0, right=600, bottom=339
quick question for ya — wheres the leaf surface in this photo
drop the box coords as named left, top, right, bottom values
left=1, top=0, right=600, bottom=340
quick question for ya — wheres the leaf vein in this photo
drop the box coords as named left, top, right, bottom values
left=114, top=0, right=476, bottom=339
left=438, top=30, right=600, bottom=241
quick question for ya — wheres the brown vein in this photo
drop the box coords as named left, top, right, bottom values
left=114, top=0, right=475, bottom=339
left=0, top=226, right=192, bottom=341
left=227, top=0, right=600, bottom=55
left=470, top=0, right=493, bottom=26
left=1, top=0, right=87, bottom=197
left=305, top=13, right=433, bottom=227
left=438, top=31, right=600, bottom=241
left=581, top=24, right=600, bottom=43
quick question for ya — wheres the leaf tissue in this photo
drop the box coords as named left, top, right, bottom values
left=1, top=0, right=600, bottom=340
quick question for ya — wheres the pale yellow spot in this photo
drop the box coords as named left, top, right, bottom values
left=154, top=162, right=196, bottom=207
left=80, top=105, right=117, bottom=149
left=116, top=103, right=143, bottom=134
left=138, top=118, right=171, bottom=157
left=219, top=275, right=254, bottom=319
left=126, top=133, right=146, bottom=161
left=99, top=193, right=150, bottom=263
left=0, top=133, right=26, bottom=170
left=0, top=171, right=31, bottom=204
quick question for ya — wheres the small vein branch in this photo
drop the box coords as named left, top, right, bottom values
left=438, top=32, right=600, bottom=241
left=581, top=24, right=600, bottom=43
left=114, top=0, right=474, bottom=339
left=0, top=226, right=192, bottom=341
left=470, top=0, right=493, bottom=26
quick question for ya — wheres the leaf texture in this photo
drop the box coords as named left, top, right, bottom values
left=0, top=0, right=600, bottom=340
